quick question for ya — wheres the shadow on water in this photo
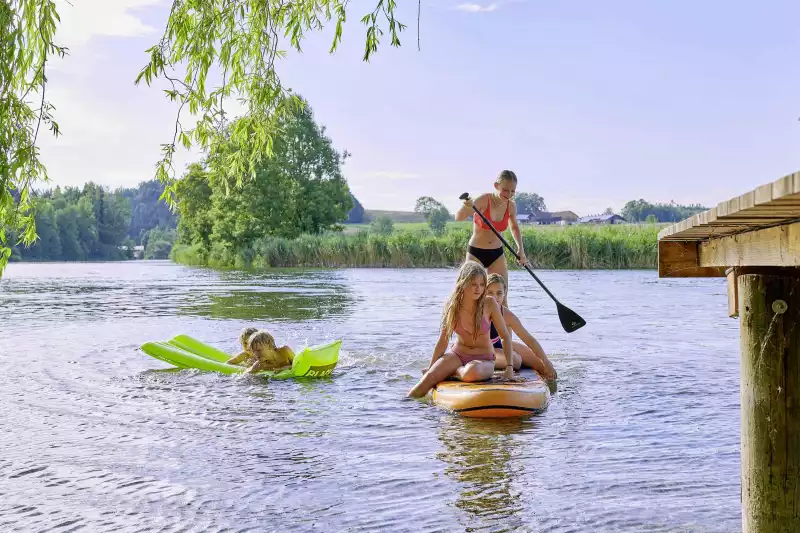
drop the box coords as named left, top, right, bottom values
left=437, top=416, right=533, bottom=531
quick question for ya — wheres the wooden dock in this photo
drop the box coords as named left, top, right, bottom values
left=658, top=171, right=800, bottom=533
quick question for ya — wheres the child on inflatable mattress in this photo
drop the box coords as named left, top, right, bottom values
left=226, top=328, right=295, bottom=375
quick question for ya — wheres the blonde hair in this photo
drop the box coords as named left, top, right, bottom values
left=487, top=272, right=507, bottom=292
left=495, top=170, right=518, bottom=185
left=442, top=261, right=488, bottom=341
left=248, top=330, right=277, bottom=354
left=239, top=327, right=259, bottom=350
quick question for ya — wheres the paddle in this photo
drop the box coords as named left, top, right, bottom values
left=459, top=192, right=587, bottom=333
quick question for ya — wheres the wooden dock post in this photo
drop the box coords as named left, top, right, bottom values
left=739, top=269, right=800, bottom=532
left=658, top=172, right=800, bottom=531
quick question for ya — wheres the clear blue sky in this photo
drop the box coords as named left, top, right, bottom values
left=42, top=0, right=800, bottom=216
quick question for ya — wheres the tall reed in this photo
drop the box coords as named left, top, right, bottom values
left=171, top=224, right=659, bottom=269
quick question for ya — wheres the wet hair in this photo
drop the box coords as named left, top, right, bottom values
left=487, top=272, right=507, bottom=292
left=441, top=261, right=488, bottom=341
left=248, top=330, right=277, bottom=354
left=239, top=327, right=259, bottom=350
left=495, top=170, right=518, bottom=185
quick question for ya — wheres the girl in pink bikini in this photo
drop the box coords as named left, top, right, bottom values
left=407, top=261, right=515, bottom=398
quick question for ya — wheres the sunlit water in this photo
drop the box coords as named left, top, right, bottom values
left=0, top=261, right=741, bottom=532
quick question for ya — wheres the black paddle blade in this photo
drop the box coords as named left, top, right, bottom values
left=557, top=302, right=586, bottom=333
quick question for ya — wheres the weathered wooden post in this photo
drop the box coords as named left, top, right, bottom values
left=739, top=268, right=800, bottom=532
left=658, top=172, right=800, bottom=532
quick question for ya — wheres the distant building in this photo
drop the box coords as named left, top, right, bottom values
left=525, top=210, right=562, bottom=225
left=550, top=211, right=579, bottom=225
left=578, top=213, right=626, bottom=225
left=517, top=210, right=582, bottom=225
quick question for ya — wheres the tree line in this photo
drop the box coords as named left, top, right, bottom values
left=621, top=199, right=707, bottom=223
left=8, top=90, right=708, bottom=265
left=8, top=181, right=177, bottom=262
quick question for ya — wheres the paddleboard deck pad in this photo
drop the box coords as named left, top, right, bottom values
left=431, top=370, right=550, bottom=418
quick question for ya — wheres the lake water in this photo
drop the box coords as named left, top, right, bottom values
left=0, top=261, right=742, bottom=532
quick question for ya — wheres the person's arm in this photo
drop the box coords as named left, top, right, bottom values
left=508, top=201, right=528, bottom=266
left=488, top=298, right=514, bottom=379
left=226, top=351, right=249, bottom=365
left=277, top=346, right=295, bottom=365
left=455, top=193, right=487, bottom=221
left=424, top=328, right=450, bottom=371
left=504, top=308, right=556, bottom=379
left=244, top=360, right=263, bottom=374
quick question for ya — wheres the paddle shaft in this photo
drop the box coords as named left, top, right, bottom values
left=462, top=194, right=562, bottom=305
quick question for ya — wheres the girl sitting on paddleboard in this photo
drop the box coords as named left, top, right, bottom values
left=407, top=261, right=516, bottom=398
left=486, top=273, right=557, bottom=382
left=454, top=169, right=528, bottom=307
left=227, top=329, right=294, bottom=374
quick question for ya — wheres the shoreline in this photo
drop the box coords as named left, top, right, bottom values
left=171, top=224, right=660, bottom=271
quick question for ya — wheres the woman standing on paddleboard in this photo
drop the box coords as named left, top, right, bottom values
left=454, top=170, right=528, bottom=307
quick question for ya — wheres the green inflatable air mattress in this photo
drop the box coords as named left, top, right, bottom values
left=140, top=334, right=340, bottom=379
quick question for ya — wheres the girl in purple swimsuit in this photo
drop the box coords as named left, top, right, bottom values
left=407, top=261, right=516, bottom=398
left=486, top=273, right=557, bottom=381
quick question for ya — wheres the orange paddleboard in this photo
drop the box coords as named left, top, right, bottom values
left=431, top=371, right=550, bottom=418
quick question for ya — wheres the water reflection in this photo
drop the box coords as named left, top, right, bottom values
left=437, top=416, right=530, bottom=531
left=179, top=287, right=354, bottom=321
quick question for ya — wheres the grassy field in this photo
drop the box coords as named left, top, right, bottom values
left=363, top=210, right=427, bottom=223
left=173, top=223, right=664, bottom=270
left=342, top=220, right=472, bottom=234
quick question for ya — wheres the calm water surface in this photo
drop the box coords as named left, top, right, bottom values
left=0, top=261, right=741, bottom=532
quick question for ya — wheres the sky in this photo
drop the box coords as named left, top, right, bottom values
left=39, top=0, right=800, bottom=215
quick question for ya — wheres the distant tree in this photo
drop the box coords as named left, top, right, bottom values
left=117, top=180, right=178, bottom=243
left=175, top=163, right=214, bottom=251
left=415, top=196, right=451, bottom=235
left=603, top=207, right=614, bottom=215
left=347, top=194, right=365, bottom=223
left=145, top=240, right=173, bottom=259
left=622, top=199, right=707, bottom=222
left=414, top=196, right=444, bottom=217
left=645, top=214, right=658, bottom=224
left=514, top=192, right=547, bottom=214
left=428, top=207, right=450, bottom=236
left=370, top=215, right=394, bottom=235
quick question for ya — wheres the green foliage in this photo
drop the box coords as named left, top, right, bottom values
left=135, top=0, right=408, bottom=210
left=176, top=98, right=353, bottom=254
left=645, top=214, right=658, bottom=224
left=347, top=194, right=365, bottom=223
left=428, top=207, right=450, bottom=236
left=9, top=182, right=174, bottom=262
left=414, top=196, right=451, bottom=236
left=175, top=163, right=214, bottom=251
left=370, top=215, right=394, bottom=235
left=174, top=224, right=660, bottom=269
left=117, top=180, right=178, bottom=242
left=622, top=199, right=707, bottom=223
left=143, top=227, right=177, bottom=259
left=514, top=192, right=547, bottom=214
left=414, top=196, right=445, bottom=218
left=0, top=0, right=67, bottom=274
left=3, top=0, right=412, bottom=276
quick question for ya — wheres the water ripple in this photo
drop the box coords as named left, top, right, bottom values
left=0, top=262, right=741, bottom=532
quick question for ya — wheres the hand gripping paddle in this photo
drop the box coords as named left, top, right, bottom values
left=460, top=192, right=586, bottom=333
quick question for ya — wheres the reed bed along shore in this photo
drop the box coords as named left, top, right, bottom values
left=172, top=223, right=661, bottom=270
